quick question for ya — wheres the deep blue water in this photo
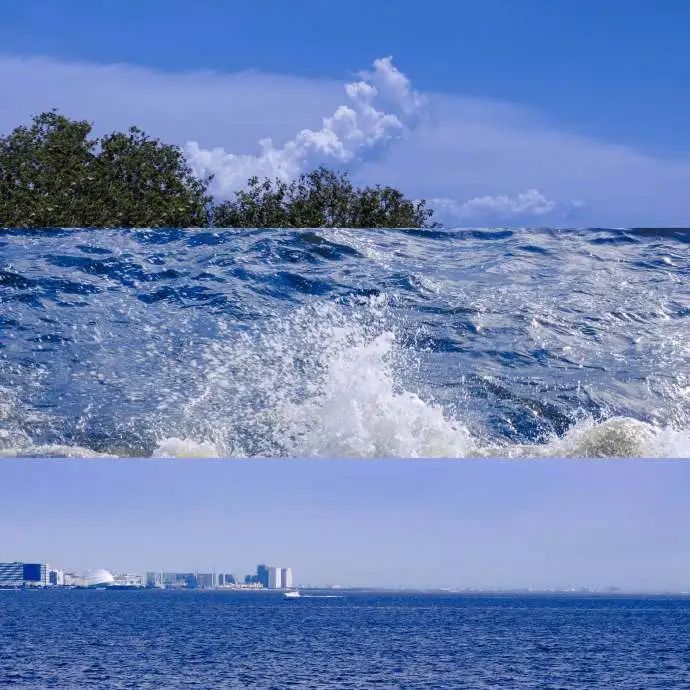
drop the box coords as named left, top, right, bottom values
left=0, top=227, right=688, bottom=457
left=1, top=591, right=690, bottom=688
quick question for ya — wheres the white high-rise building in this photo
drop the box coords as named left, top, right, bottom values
left=281, top=567, right=293, bottom=589
left=267, top=566, right=282, bottom=589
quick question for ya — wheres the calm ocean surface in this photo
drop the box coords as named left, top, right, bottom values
left=1, top=591, right=689, bottom=688
left=1, top=227, right=688, bottom=458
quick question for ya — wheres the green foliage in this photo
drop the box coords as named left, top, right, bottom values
left=0, top=112, right=96, bottom=227
left=1, top=113, right=434, bottom=229
left=212, top=167, right=435, bottom=228
left=0, top=112, right=211, bottom=227
left=91, top=127, right=211, bottom=227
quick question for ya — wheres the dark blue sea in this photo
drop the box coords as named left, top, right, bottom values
left=1, top=227, right=688, bottom=458
left=1, top=590, right=690, bottom=688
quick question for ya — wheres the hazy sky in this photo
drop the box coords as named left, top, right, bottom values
left=2, top=459, right=689, bottom=591
left=2, top=1, right=690, bottom=225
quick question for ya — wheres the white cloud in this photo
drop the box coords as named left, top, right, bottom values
left=183, top=56, right=425, bottom=198
left=358, top=56, right=426, bottom=119
left=462, top=189, right=558, bottom=216
left=431, top=189, right=558, bottom=224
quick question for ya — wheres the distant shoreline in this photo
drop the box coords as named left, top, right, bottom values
left=2, top=587, right=689, bottom=597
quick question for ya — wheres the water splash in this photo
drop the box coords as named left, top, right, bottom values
left=148, top=296, right=473, bottom=458
left=1, top=227, right=688, bottom=458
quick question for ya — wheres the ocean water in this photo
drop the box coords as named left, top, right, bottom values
left=0, top=226, right=688, bottom=458
left=1, top=590, right=689, bottom=688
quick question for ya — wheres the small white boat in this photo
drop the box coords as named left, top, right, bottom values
left=283, top=590, right=301, bottom=598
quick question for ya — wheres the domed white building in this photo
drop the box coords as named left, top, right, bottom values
left=80, top=568, right=115, bottom=587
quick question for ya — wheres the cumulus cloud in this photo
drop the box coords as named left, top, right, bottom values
left=358, top=56, right=426, bottom=120
left=184, top=57, right=425, bottom=198
left=460, top=189, right=557, bottom=216
left=429, top=189, right=585, bottom=225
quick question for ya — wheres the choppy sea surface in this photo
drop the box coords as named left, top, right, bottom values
left=0, top=227, right=688, bottom=458
left=1, top=590, right=689, bottom=688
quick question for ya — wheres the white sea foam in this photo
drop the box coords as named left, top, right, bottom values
left=2, top=285, right=688, bottom=460
left=500, top=417, right=690, bottom=459
left=280, top=331, right=473, bottom=457
left=153, top=437, right=222, bottom=458
left=138, top=297, right=689, bottom=459
left=115, top=295, right=474, bottom=458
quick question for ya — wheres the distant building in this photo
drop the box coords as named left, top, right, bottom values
left=22, top=563, right=48, bottom=586
left=49, top=569, right=65, bottom=586
left=112, top=573, right=144, bottom=588
left=162, top=572, right=197, bottom=589
left=218, top=573, right=236, bottom=586
left=268, top=566, right=282, bottom=589
left=0, top=562, right=49, bottom=588
left=80, top=569, right=115, bottom=587
left=257, top=564, right=269, bottom=588
left=196, top=573, right=214, bottom=589
left=63, top=572, right=80, bottom=586
left=0, top=562, right=25, bottom=587
left=281, top=568, right=293, bottom=589
left=146, top=572, right=163, bottom=588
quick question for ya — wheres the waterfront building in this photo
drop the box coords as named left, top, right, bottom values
left=281, top=568, right=293, bottom=589
left=112, top=573, right=144, bottom=588
left=0, top=562, right=49, bottom=587
left=146, top=572, right=163, bottom=588
left=268, top=566, right=282, bottom=589
left=218, top=573, right=236, bottom=586
left=257, top=564, right=269, bottom=588
left=49, top=569, right=65, bottom=586
left=0, top=562, right=24, bottom=587
left=196, top=572, right=214, bottom=589
left=80, top=569, right=115, bottom=587
left=162, top=572, right=197, bottom=588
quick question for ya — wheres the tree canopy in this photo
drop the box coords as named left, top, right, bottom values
left=0, top=112, right=434, bottom=229
left=211, top=167, right=434, bottom=228
left=0, top=112, right=211, bottom=228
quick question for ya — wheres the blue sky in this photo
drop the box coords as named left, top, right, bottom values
left=2, top=459, right=690, bottom=591
left=2, top=1, right=690, bottom=224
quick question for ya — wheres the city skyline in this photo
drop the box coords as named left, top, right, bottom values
left=2, top=458, right=689, bottom=591
left=0, top=561, right=294, bottom=590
